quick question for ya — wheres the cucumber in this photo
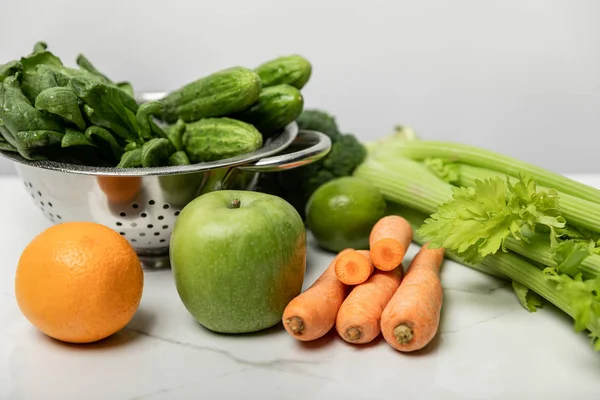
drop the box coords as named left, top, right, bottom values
left=160, top=67, right=262, bottom=124
left=254, top=55, right=312, bottom=90
left=182, top=117, right=263, bottom=163
left=234, top=84, right=304, bottom=138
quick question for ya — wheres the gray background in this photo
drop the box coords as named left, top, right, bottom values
left=1, top=0, right=599, bottom=175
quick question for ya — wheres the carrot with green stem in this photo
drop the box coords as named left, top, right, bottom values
left=334, top=250, right=374, bottom=285
left=370, top=215, right=413, bottom=271
left=381, top=243, right=445, bottom=352
left=336, top=268, right=404, bottom=344
left=282, top=249, right=353, bottom=341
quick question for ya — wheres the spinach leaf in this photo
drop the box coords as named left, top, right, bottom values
left=141, top=138, right=173, bottom=168
left=124, top=141, right=139, bottom=151
left=136, top=101, right=165, bottom=140
left=24, top=65, right=64, bottom=100
left=85, top=125, right=124, bottom=161
left=0, top=76, right=64, bottom=159
left=35, top=87, right=86, bottom=130
left=116, top=82, right=134, bottom=97
left=0, top=133, right=17, bottom=152
left=0, top=140, right=17, bottom=152
left=117, top=148, right=142, bottom=168
left=15, top=130, right=64, bottom=148
left=0, top=61, right=22, bottom=82
left=168, top=150, right=191, bottom=166
left=32, top=42, right=48, bottom=54
left=69, top=77, right=140, bottom=141
left=19, top=47, right=65, bottom=102
left=61, top=128, right=96, bottom=148
left=166, top=119, right=186, bottom=151
left=75, top=54, right=112, bottom=83
left=0, top=123, right=18, bottom=149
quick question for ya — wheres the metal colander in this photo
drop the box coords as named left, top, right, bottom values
left=1, top=99, right=331, bottom=268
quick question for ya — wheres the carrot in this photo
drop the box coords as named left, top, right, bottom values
left=282, top=249, right=353, bottom=341
left=380, top=243, right=445, bottom=352
left=369, top=215, right=413, bottom=271
left=335, top=268, right=404, bottom=344
left=334, top=250, right=374, bottom=285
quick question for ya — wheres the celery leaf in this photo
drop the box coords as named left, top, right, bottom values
left=543, top=268, right=600, bottom=332
left=512, top=280, right=544, bottom=312
left=418, top=175, right=566, bottom=263
left=424, top=158, right=460, bottom=185
left=553, top=240, right=595, bottom=278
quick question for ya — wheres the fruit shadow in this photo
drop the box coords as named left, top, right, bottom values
left=39, top=307, right=156, bottom=350
left=196, top=320, right=285, bottom=338
left=296, top=329, right=337, bottom=350
left=392, top=331, right=442, bottom=357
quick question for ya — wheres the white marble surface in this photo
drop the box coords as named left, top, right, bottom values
left=1, top=175, right=600, bottom=400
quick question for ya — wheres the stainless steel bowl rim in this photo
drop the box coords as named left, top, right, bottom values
left=0, top=121, right=299, bottom=177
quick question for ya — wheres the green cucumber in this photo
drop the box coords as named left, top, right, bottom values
left=234, top=84, right=304, bottom=138
left=160, top=67, right=262, bottom=124
left=182, top=117, right=262, bottom=163
left=254, top=55, right=312, bottom=89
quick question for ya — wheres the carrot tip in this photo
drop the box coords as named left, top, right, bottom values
left=286, top=316, right=305, bottom=335
left=393, top=324, right=414, bottom=345
left=343, top=326, right=362, bottom=342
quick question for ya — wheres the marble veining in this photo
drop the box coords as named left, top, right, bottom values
left=126, top=327, right=334, bottom=381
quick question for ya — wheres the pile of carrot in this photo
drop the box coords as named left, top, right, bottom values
left=282, top=215, right=446, bottom=352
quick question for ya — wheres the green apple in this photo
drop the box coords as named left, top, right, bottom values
left=170, top=190, right=306, bottom=334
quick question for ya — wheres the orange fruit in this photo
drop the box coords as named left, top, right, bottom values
left=15, top=222, right=144, bottom=343
left=97, top=176, right=142, bottom=204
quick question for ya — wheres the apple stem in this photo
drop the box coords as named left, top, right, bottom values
left=228, top=199, right=241, bottom=209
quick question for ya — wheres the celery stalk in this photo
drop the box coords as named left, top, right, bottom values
left=357, top=153, right=600, bottom=280
left=503, top=235, right=600, bottom=279
left=354, top=157, right=451, bottom=214
left=394, top=141, right=600, bottom=206
left=389, top=202, right=600, bottom=348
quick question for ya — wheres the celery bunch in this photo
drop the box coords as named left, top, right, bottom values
left=355, top=128, right=600, bottom=350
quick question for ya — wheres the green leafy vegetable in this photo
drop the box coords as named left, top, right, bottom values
left=140, top=138, right=173, bottom=168
left=15, top=130, right=64, bottom=148
left=350, top=123, right=600, bottom=350
left=168, top=150, right=190, bottom=166
left=116, top=82, right=134, bottom=97
left=32, top=42, right=48, bottom=54
left=117, top=148, right=142, bottom=168
left=61, top=128, right=96, bottom=148
left=0, top=76, right=64, bottom=159
left=0, top=61, right=22, bottom=82
left=542, top=268, right=600, bottom=334
left=512, top=280, right=544, bottom=312
left=136, top=101, right=165, bottom=140
left=390, top=200, right=600, bottom=351
left=85, top=126, right=124, bottom=161
left=75, top=54, right=112, bottom=83
left=393, top=140, right=600, bottom=207
left=69, top=77, right=139, bottom=141
left=124, top=141, right=139, bottom=151
left=35, top=87, right=86, bottom=130
left=0, top=140, right=17, bottom=152
left=418, top=175, right=566, bottom=263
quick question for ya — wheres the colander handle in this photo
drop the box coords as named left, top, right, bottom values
left=235, top=130, right=332, bottom=173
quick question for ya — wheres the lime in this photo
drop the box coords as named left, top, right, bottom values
left=306, top=177, right=387, bottom=252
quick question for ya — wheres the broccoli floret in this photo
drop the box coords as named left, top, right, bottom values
left=296, top=109, right=341, bottom=141
left=256, top=131, right=366, bottom=220
left=321, top=134, right=367, bottom=177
